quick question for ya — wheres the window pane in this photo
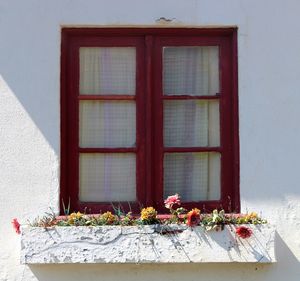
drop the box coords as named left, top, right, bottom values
left=163, top=46, right=219, bottom=96
left=79, top=153, right=136, bottom=202
left=80, top=47, right=136, bottom=95
left=164, top=152, right=220, bottom=201
left=164, top=100, right=220, bottom=147
left=80, top=101, right=136, bottom=148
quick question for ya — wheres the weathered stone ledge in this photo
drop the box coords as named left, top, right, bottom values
left=20, top=224, right=276, bottom=264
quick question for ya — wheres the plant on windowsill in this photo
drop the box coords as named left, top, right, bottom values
left=14, top=194, right=275, bottom=264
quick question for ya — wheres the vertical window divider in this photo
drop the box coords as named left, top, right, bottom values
left=136, top=37, right=147, bottom=207
left=153, top=38, right=164, bottom=209
left=145, top=35, right=154, bottom=207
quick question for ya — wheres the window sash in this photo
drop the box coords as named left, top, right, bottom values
left=63, top=36, right=146, bottom=213
left=152, top=35, right=237, bottom=212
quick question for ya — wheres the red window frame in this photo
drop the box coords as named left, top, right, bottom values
left=61, top=28, right=239, bottom=214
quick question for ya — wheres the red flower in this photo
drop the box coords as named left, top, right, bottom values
left=164, top=194, right=181, bottom=209
left=235, top=226, right=252, bottom=239
left=12, top=218, right=21, bottom=234
left=187, top=209, right=201, bottom=227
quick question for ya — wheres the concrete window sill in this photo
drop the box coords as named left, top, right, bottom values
left=20, top=224, right=276, bottom=264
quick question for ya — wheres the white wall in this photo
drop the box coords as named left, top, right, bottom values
left=0, top=0, right=300, bottom=280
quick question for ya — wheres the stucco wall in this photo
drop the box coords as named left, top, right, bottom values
left=0, top=0, right=300, bottom=280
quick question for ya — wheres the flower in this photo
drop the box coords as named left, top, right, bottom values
left=245, top=212, right=258, bottom=221
left=100, top=211, right=116, bottom=225
left=235, top=226, right=252, bottom=239
left=141, top=207, right=157, bottom=221
left=68, top=212, right=83, bottom=224
left=12, top=218, right=21, bottom=234
left=164, top=194, right=181, bottom=209
left=186, top=208, right=201, bottom=227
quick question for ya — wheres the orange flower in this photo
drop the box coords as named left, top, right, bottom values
left=186, top=208, right=201, bottom=227
left=12, top=218, right=21, bottom=234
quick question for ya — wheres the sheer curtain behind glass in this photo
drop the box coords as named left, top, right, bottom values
left=163, top=46, right=219, bottom=96
left=79, top=154, right=136, bottom=202
left=164, top=153, right=220, bottom=201
left=164, top=100, right=220, bottom=147
left=80, top=47, right=136, bottom=95
left=79, top=101, right=136, bottom=148
left=79, top=47, right=137, bottom=202
left=163, top=46, right=221, bottom=202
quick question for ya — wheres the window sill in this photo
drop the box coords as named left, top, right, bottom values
left=20, top=224, right=276, bottom=264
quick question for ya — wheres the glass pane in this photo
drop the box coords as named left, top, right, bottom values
left=163, top=46, right=219, bottom=96
left=80, top=101, right=136, bottom=148
left=79, top=153, right=136, bottom=202
left=164, top=152, right=221, bottom=201
left=164, top=100, right=220, bottom=147
left=80, top=47, right=136, bottom=95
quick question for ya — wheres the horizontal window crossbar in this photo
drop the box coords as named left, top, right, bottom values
left=163, top=94, right=220, bottom=100
left=163, top=147, right=221, bottom=153
left=79, top=147, right=136, bottom=153
left=78, top=95, right=136, bottom=100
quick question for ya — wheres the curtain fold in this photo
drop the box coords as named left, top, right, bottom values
left=163, top=46, right=219, bottom=96
left=163, top=46, right=220, bottom=201
left=80, top=47, right=136, bottom=95
left=164, top=100, right=220, bottom=147
left=164, top=152, right=220, bottom=201
left=79, top=100, right=136, bottom=148
left=79, top=153, right=136, bottom=202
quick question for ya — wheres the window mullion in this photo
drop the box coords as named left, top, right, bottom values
left=152, top=37, right=164, bottom=211
left=144, top=35, right=154, bottom=207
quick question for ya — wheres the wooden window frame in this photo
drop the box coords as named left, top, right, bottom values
left=61, top=28, right=239, bottom=214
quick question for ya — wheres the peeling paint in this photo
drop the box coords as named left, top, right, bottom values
left=21, top=225, right=275, bottom=264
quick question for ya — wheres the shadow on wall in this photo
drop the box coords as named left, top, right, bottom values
left=0, top=74, right=59, bottom=216
left=28, top=233, right=299, bottom=281
left=0, top=51, right=60, bottom=156
left=0, top=73, right=59, bottom=155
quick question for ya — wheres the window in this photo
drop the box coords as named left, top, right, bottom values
left=61, top=28, right=239, bottom=214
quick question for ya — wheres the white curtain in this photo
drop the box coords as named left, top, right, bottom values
left=79, top=153, right=136, bottom=202
left=164, top=100, right=220, bottom=147
left=163, top=46, right=219, bottom=96
left=163, top=46, right=220, bottom=201
left=79, top=47, right=137, bottom=202
left=164, top=152, right=221, bottom=201
left=79, top=47, right=136, bottom=95
left=79, top=100, right=136, bottom=148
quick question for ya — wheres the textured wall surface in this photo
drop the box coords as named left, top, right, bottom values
left=20, top=225, right=276, bottom=264
left=1, top=0, right=300, bottom=280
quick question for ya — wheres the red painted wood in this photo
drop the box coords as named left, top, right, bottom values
left=231, top=30, right=240, bottom=213
left=69, top=40, right=80, bottom=211
left=60, top=31, right=68, bottom=213
left=75, top=202, right=143, bottom=215
left=164, top=147, right=221, bottom=153
left=163, top=95, right=220, bottom=100
left=135, top=37, right=147, bottom=208
left=153, top=38, right=164, bottom=210
left=218, top=37, right=233, bottom=212
left=62, top=27, right=236, bottom=37
left=78, top=148, right=136, bottom=153
left=61, top=28, right=239, bottom=214
left=78, top=95, right=135, bottom=100
left=145, top=35, right=154, bottom=207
